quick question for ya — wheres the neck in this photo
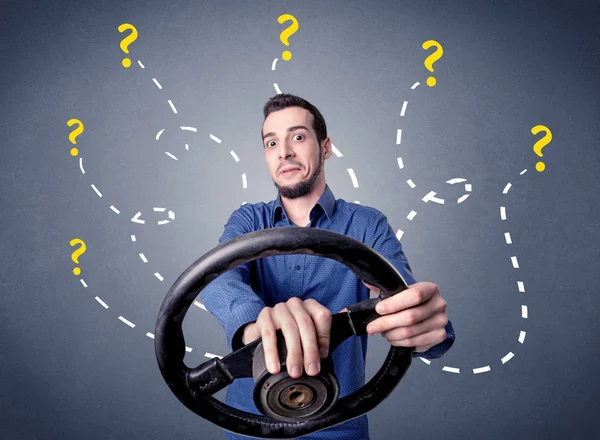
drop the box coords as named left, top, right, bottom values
left=280, top=178, right=327, bottom=227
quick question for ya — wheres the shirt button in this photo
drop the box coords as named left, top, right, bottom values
left=295, top=265, right=301, bottom=270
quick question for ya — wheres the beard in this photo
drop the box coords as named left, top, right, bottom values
left=273, top=151, right=324, bottom=199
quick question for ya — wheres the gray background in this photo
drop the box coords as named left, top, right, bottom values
left=2, top=0, right=600, bottom=438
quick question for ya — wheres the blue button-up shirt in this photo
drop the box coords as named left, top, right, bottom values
left=200, top=185, right=455, bottom=439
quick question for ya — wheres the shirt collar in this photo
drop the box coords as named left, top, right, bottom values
left=271, top=184, right=336, bottom=226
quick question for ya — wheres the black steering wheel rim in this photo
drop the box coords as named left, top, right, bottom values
left=155, top=226, right=414, bottom=439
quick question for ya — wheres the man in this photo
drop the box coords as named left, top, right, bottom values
left=200, top=93, right=455, bottom=439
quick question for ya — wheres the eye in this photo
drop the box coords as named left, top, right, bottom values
left=293, top=134, right=304, bottom=141
left=266, top=140, right=276, bottom=148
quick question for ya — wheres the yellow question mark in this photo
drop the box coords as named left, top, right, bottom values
left=70, top=238, right=87, bottom=276
left=422, top=40, right=444, bottom=87
left=118, top=23, right=138, bottom=68
left=278, top=14, right=299, bottom=61
left=66, top=118, right=84, bottom=156
left=531, top=125, right=552, bottom=172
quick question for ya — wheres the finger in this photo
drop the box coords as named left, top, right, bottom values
left=287, top=298, right=321, bottom=376
left=368, top=299, right=444, bottom=335
left=386, top=327, right=447, bottom=351
left=375, top=283, right=440, bottom=316
left=256, top=309, right=280, bottom=375
left=379, top=312, right=447, bottom=342
left=272, top=302, right=303, bottom=379
left=304, top=299, right=332, bottom=360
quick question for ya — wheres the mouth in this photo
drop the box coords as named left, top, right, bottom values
left=280, top=167, right=301, bottom=176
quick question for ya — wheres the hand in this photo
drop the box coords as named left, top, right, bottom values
left=362, top=281, right=448, bottom=353
left=242, top=297, right=332, bottom=379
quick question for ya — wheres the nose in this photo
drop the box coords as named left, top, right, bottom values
left=278, top=140, right=295, bottom=160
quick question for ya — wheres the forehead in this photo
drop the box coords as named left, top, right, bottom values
left=262, top=106, right=313, bottom=136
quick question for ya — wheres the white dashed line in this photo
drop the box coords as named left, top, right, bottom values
left=139, top=253, right=148, bottom=263
left=500, top=206, right=507, bottom=220
left=465, top=184, right=472, bottom=192
left=242, top=173, right=248, bottom=188
left=230, top=151, right=240, bottom=162
left=137, top=60, right=145, bottom=68
left=457, top=194, right=470, bottom=204
left=185, top=346, right=193, bottom=353
left=204, top=352, right=223, bottom=359
left=396, top=129, right=402, bottom=145
left=511, top=256, right=519, bottom=268
left=159, top=209, right=176, bottom=224
left=130, top=235, right=136, bottom=242
left=520, top=169, right=527, bottom=175
left=331, top=145, right=343, bottom=157
left=274, top=83, right=282, bottom=94
left=347, top=169, right=359, bottom=188
left=210, top=134, right=222, bottom=143
left=91, top=184, right=103, bottom=197
left=501, top=352, right=514, bottom=364
left=518, top=281, right=525, bottom=292
left=411, top=82, right=420, bottom=89
left=354, top=201, right=360, bottom=204
left=473, top=366, right=491, bottom=374
left=442, top=366, right=460, bottom=374
left=152, top=78, right=162, bottom=89
left=95, top=297, right=109, bottom=309
left=518, top=331, right=526, bottom=343
left=181, top=126, right=197, bottom=132
left=419, top=358, right=431, bottom=365
left=271, top=58, right=278, bottom=70
left=185, top=144, right=189, bottom=151
left=165, top=152, right=178, bottom=161
left=154, top=273, right=164, bottom=282
left=407, top=210, right=417, bottom=220
left=79, top=157, right=85, bottom=174
left=504, top=232, right=512, bottom=244
left=400, top=101, right=408, bottom=117
left=407, top=179, right=416, bottom=189
left=396, top=229, right=404, bottom=240
left=422, top=191, right=444, bottom=204
left=110, top=205, right=120, bottom=214
left=397, top=157, right=404, bottom=169
left=194, top=301, right=206, bottom=311
left=118, top=316, right=136, bottom=328
left=146, top=332, right=154, bottom=339
left=168, top=100, right=178, bottom=114
left=521, top=305, right=528, bottom=319
left=131, top=212, right=145, bottom=224
left=156, top=129, right=165, bottom=140
left=502, top=183, right=512, bottom=194
left=80, top=279, right=88, bottom=288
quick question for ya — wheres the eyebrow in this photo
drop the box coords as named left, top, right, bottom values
left=262, top=125, right=309, bottom=141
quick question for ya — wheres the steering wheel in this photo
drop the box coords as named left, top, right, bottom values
left=155, top=226, right=414, bottom=439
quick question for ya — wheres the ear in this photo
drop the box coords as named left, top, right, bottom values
left=322, top=137, right=333, bottom=159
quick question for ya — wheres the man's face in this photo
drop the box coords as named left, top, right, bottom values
left=261, top=106, right=326, bottom=199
